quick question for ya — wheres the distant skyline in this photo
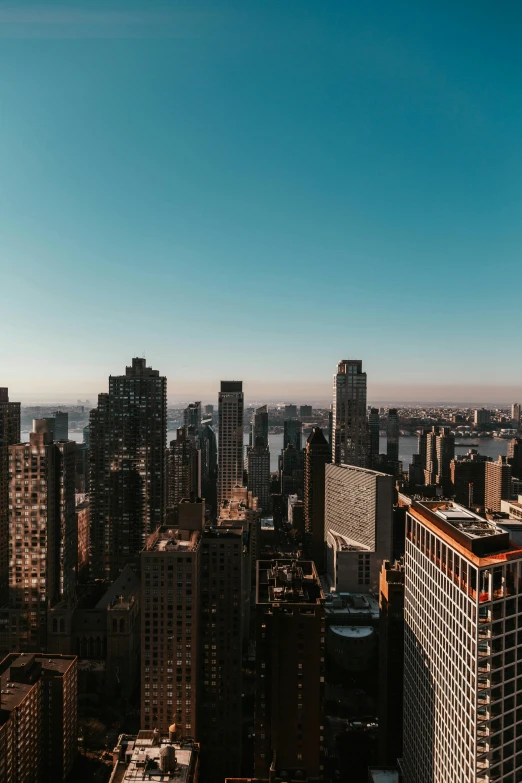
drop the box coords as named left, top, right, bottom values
left=1, top=1, right=521, bottom=398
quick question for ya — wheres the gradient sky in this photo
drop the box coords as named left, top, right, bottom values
left=1, top=0, right=521, bottom=403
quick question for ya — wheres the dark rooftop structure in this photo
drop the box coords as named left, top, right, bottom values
left=257, top=559, right=324, bottom=605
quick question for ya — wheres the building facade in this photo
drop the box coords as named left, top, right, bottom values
left=254, top=560, right=325, bottom=782
left=485, top=457, right=513, bottom=512
left=403, top=500, right=522, bottom=783
left=167, top=426, right=201, bottom=516
left=331, top=360, right=370, bottom=467
left=450, top=450, right=490, bottom=508
left=247, top=406, right=271, bottom=514
left=0, top=389, right=21, bottom=607
left=89, top=358, right=167, bottom=580
left=304, top=427, right=330, bottom=572
left=217, top=382, right=244, bottom=507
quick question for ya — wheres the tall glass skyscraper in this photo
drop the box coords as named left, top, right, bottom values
left=331, top=359, right=370, bottom=467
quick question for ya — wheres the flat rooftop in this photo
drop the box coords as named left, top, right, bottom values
left=410, top=501, right=522, bottom=562
left=329, top=625, right=374, bottom=639
left=0, top=654, right=75, bottom=723
left=324, top=592, right=379, bottom=619
left=145, top=528, right=200, bottom=553
left=110, top=733, right=198, bottom=783
left=257, top=560, right=324, bottom=605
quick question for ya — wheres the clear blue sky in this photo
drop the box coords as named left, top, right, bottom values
left=1, top=0, right=521, bottom=402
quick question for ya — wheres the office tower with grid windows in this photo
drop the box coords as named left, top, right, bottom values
left=284, top=418, right=303, bottom=451
left=7, top=420, right=76, bottom=652
left=324, top=463, right=393, bottom=593
left=199, top=423, right=217, bottom=518
left=368, top=408, right=380, bottom=468
left=304, top=427, right=330, bottom=572
left=386, top=408, right=400, bottom=466
left=89, top=358, right=167, bottom=580
left=423, top=425, right=455, bottom=493
left=403, top=500, right=522, bottom=783
left=486, top=457, right=513, bottom=513
left=184, top=401, right=202, bottom=433
left=331, top=359, right=370, bottom=467
left=217, top=381, right=244, bottom=507
left=0, top=389, right=20, bottom=607
left=254, top=560, right=325, bottom=782
left=167, top=426, right=201, bottom=513
left=141, top=525, right=201, bottom=738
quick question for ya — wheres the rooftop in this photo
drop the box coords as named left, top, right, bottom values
left=95, top=564, right=140, bottom=610
left=328, top=532, right=371, bottom=553
left=324, top=592, right=379, bottom=619
left=110, top=732, right=199, bottom=783
left=257, top=560, right=324, bottom=605
left=368, top=769, right=400, bottom=783
left=0, top=654, right=75, bottom=722
left=329, top=625, right=374, bottom=639
left=410, top=501, right=522, bottom=563
left=145, top=528, right=200, bottom=553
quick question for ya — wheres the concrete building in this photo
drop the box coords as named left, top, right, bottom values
left=450, top=450, right=490, bottom=507
left=0, top=653, right=77, bottom=782
left=284, top=404, right=298, bottom=418
left=325, top=464, right=393, bottom=593
left=474, top=408, right=491, bottom=426
left=332, top=360, right=370, bottom=468
left=218, top=486, right=260, bottom=591
left=279, top=444, right=304, bottom=498
left=141, top=526, right=201, bottom=737
left=217, top=382, right=244, bottom=507
left=0, top=388, right=20, bottom=606
left=300, top=405, right=312, bottom=418
left=52, top=411, right=69, bottom=441
left=89, top=358, right=167, bottom=580
left=7, top=421, right=76, bottom=652
left=304, top=427, right=330, bottom=572
left=247, top=406, right=271, bottom=514
left=402, top=500, right=522, bottom=783
left=378, top=560, right=404, bottom=767
left=511, top=403, right=521, bottom=428
left=284, top=418, right=303, bottom=451
left=485, top=456, right=512, bottom=512
left=109, top=731, right=199, bottom=783
left=254, top=560, right=325, bottom=782
left=199, top=525, right=244, bottom=782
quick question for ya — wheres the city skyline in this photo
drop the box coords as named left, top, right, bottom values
left=1, top=1, right=521, bottom=400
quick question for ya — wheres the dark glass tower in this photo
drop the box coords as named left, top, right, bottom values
left=304, top=427, right=330, bottom=572
left=89, top=358, right=167, bottom=580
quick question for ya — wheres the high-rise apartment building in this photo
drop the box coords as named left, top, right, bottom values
left=199, top=423, right=217, bottom=518
left=254, top=560, right=325, bottom=782
left=199, top=525, right=244, bottom=782
left=378, top=560, right=404, bottom=766
left=304, top=427, right=330, bottom=572
left=508, top=438, right=522, bottom=480
left=402, top=500, right=522, bottom=783
left=300, top=405, right=313, bottom=418
left=0, top=389, right=20, bottom=606
left=284, top=418, right=303, bottom=451
left=217, top=381, right=244, bottom=507
left=280, top=444, right=304, bottom=498
left=0, top=653, right=77, bottom=782
left=141, top=525, right=201, bottom=737
left=332, top=360, right=370, bottom=467
left=424, top=426, right=455, bottom=493
left=247, top=406, right=271, bottom=514
left=89, top=358, right=167, bottom=580
left=167, top=426, right=201, bottom=514
left=474, top=408, right=492, bottom=426
left=368, top=408, right=380, bottom=468
left=184, top=401, right=202, bottom=433
left=284, top=404, right=298, bottom=418
left=386, top=408, right=399, bottom=466
left=450, top=450, right=490, bottom=507
left=511, top=404, right=521, bottom=428
left=325, top=463, right=393, bottom=593
left=485, top=456, right=513, bottom=512
left=7, top=421, right=76, bottom=652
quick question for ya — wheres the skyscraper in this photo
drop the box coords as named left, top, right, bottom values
left=324, top=463, right=393, bottom=593
left=0, top=388, right=20, bottom=606
left=89, top=358, right=167, bottom=580
left=247, top=406, right=271, bottom=514
left=284, top=404, right=298, bottom=418
left=332, top=359, right=370, bottom=467
left=7, top=420, right=76, bottom=651
left=402, top=500, right=522, bottom=783
left=424, top=426, right=455, bottom=493
left=368, top=407, right=380, bottom=468
left=485, top=456, right=512, bottom=512
left=166, top=426, right=201, bottom=514
left=280, top=444, right=304, bottom=498
left=300, top=405, right=312, bottom=418
left=184, top=401, right=202, bottom=433
left=378, top=560, right=404, bottom=766
left=217, top=381, right=244, bottom=506
left=304, top=427, right=330, bottom=572
left=508, top=438, right=522, bottom=479
left=386, top=408, right=399, bottom=467
left=200, top=423, right=218, bottom=517
left=52, top=411, right=69, bottom=441
left=511, top=403, right=521, bottom=428
left=450, top=450, right=490, bottom=507
left=284, top=418, right=303, bottom=451
left=141, top=524, right=201, bottom=737
left=254, top=560, right=325, bottom=782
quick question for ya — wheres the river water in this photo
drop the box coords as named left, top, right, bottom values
left=25, top=431, right=509, bottom=475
